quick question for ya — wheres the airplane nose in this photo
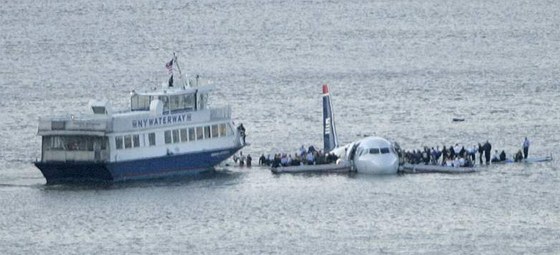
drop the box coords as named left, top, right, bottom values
left=354, top=152, right=400, bottom=174
left=361, top=156, right=399, bottom=174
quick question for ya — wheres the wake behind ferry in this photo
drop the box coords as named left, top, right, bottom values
left=35, top=55, right=245, bottom=184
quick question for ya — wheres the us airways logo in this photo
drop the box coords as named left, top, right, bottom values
left=324, top=117, right=331, bottom=134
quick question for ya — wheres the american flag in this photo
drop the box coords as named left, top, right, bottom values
left=165, top=59, right=173, bottom=74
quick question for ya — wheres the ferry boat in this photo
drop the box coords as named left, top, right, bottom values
left=34, top=55, right=246, bottom=183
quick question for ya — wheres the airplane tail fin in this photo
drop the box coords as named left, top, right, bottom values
left=323, top=84, right=339, bottom=152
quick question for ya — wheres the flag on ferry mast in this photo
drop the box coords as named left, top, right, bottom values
left=165, top=59, right=174, bottom=74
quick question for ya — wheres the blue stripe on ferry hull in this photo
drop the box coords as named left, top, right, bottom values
left=35, top=146, right=242, bottom=184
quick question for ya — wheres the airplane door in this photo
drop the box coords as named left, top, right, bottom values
left=348, top=143, right=360, bottom=161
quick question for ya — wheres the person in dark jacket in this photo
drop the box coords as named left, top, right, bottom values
left=459, top=146, right=466, bottom=158
left=478, top=143, right=484, bottom=164
left=499, top=150, right=507, bottom=161
left=449, top=146, right=456, bottom=160
left=259, top=154, right=266, bottom=165
left=441, top=146, right=448, bottom=165
left=515, top=150, right=524, bottom=162
left=246, top=154, right=252, bottom=167
left=484, top=141, right=492, bottom=164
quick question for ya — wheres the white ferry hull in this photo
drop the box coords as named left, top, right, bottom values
left=35, top=145, right=242, bottom=184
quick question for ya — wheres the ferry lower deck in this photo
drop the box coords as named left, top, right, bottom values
left=35, top=145, right=242, bottom=183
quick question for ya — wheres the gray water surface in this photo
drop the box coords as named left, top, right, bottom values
left=1, top=0, right=559, bottom=254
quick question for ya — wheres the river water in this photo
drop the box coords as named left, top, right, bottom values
left=1, top=0, right=559, bottom=254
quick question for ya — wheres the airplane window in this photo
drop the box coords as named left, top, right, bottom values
left=369, top=148, right=380, bottom=154
left=380, top=148, right=390, bottom=154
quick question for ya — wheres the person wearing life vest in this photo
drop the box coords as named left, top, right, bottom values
left=483, top=140, right=492, bottom=165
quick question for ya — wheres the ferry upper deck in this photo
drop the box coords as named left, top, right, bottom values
left=36, top=76, right=242, bottom=164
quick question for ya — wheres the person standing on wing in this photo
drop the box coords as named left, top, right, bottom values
left=484, top=140, right=492, bottom=165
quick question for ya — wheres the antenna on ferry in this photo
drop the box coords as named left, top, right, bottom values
left=172, top=52, right=190, bottom=88
left=173, top=52, right=183, bottom=77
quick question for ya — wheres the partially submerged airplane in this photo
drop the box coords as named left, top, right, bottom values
left=322, top=84, right=400, bottom=174
left=275, top=85, right=552, bottom=175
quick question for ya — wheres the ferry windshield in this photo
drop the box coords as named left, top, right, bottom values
left=131, top=94, right=196, bottom=113
left=131, top=95, right=152, bottom=111
left=170, top=94, right=195, bottom=113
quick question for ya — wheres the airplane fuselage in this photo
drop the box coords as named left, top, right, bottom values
left=332, top=137, right=399, bottom=174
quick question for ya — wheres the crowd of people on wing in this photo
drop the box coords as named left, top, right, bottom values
left=258, top=145, right=339, bottom=168
left=234, top=138, right=531, bottom=168
left=402, top=138, right=531, bottom=167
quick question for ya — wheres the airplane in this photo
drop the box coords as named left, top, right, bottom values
left=322, top=84, right=400, bottom=174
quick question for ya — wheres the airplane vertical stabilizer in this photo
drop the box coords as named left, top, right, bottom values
left=322, top=84, right=339, bottom=152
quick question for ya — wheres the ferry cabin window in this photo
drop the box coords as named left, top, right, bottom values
left=183, top=94, right=195, bottom=111
left=148, top=133, right=156, bottom=146
left=172, top=129, right=180, bottom=143
left=131, top=95, right=151, bottom=111
left=133, top=134, right=140, bottom=148
left=204, top=126, right=211, bottom=139
left=196, top=127, right=204, bottom=140
left=45, top=136, right=65, bottom=150
left=124, top=135, right=132, bottom=149
left=380, top=148, right=390, bottom=154
left=188, top=127, right=195, bottom=141
left=116, top=136, right=123, bottom=149
left=211, top=125, right=219, bottom=138
left=100, top=137, right=108, bottom=150
left=92, top=106, right=106, bottom=114
left=164, top=130, right=172, bottom=144
left=180, top=128, right=188, bottom=142
left=169, top=95, right=184, bottom=114
left=45, top=136, right=103, bottom=151
left=369, top=148, right=380, bottom=154
left=74, top=136, right=92, bottom=151
left=219, top=123, right=227, bottom=137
